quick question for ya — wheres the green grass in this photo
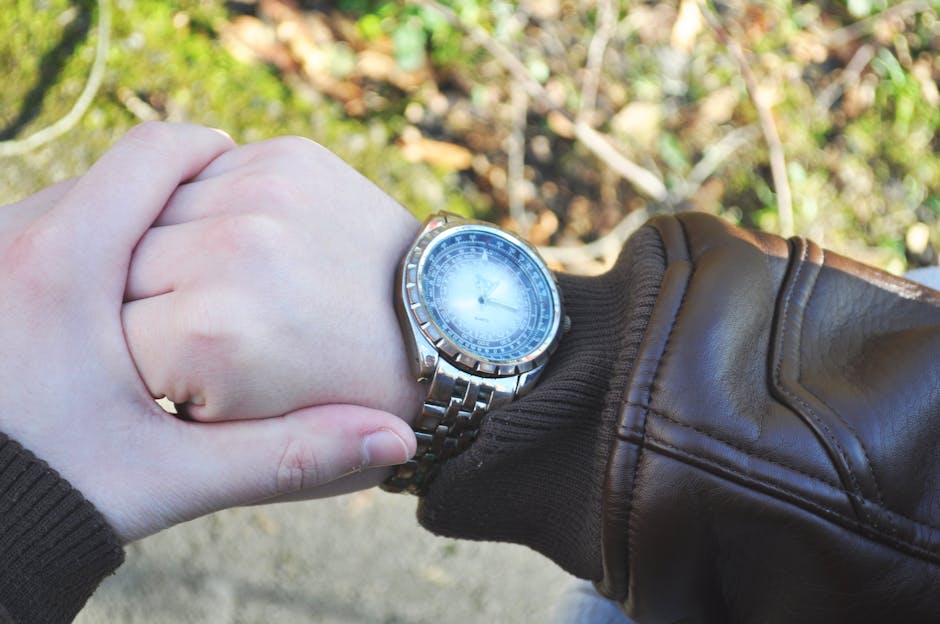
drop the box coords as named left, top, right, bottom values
left=0, top=0, right=470, bottom=217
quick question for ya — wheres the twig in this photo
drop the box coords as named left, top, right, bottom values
left=572, top=121, right=668, bottom=201
left=118, top=87, right=163, bottom=122
left=0, top=0, right=111, bottom=157
left=826, top=0, right=932, bottom=48
left=815, top=44, right=875, bottom=113
left=698, top=0, right=794, bottom=238
left=672, top=125, right=760, bottom=201
left=538, top=206, right=650, bottom=270
left=507, top=85, right=530, bottom=235
left=579, top=0, right=617, bottom=125
left=540, top=126, right=757, bottom=269
left=412, top=0, right=669, bottom=202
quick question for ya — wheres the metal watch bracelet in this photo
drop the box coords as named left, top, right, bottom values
left=381, top=358, right=515, bottom=495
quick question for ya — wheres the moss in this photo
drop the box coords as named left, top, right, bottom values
left=1, top=0, right=467, bottom=217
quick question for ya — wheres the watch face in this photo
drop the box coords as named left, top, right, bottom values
left=417, top=224, right=559, bottom=367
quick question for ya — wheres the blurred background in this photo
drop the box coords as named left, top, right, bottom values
left=2, top=0, right=939, bottom=621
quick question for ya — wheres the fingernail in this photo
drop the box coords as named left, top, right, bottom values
left=362, top=429, right=411, bottom=467
left=210, top=127, right=234, bottom=141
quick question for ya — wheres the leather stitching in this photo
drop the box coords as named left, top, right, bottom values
left=623, top=402, right=842, bottom=490
left=793, top=260, right=898, bottom=538
left=641, top=405, right=940, bottom=532
left=772, top=240, right=875, bottom=528
left=798, top=250, right=893, bottom=535
left=643, top=432, right=940, bottom=563
left=624, top=216, right=694, bottom=592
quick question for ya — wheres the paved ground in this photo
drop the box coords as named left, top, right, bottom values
left=75, top=489, right=574, bottom=623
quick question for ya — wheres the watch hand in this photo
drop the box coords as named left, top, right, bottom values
left=485, top=299, right=519, bottom=313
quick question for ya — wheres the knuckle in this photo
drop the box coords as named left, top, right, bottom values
left=256, top=135, right=338, bottom=175
left=174, top=294, right=239, bottom=381
left=275, top=437, right=326, bottom=495
left=265, top=135, right=323, bottom=160
left=237, top=169, right=300, bottom=209
left=123, top=121, right=176, bottom=152
left=182, top=295, right=234, bottom=354
left=205, top=213, right=284, bottom=257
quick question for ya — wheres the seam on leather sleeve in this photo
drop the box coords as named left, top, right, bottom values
left=622, top=216, right=695, bottom=596
left=770, top=237, right=890, bottom=535
left=597, top=215, right=691, bottom=600
left=626, top=403, right=841, bottom=489
left=638, top=405, right=940, bottom=534
left=642, top=432, right=940, bottom=566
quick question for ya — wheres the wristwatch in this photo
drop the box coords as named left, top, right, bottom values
left=382, top=212, right=568, bottom=495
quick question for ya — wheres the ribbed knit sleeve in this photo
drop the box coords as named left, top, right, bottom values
left=0, top=433, right=124, bottom=624
left=418, top=224, right=667, bottom=581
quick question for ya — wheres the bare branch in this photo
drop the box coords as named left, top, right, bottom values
left=412, top=0, right=668, bottom=202
left=826, top=0, right=933, bottom=48
left=698, top=1, right=794, bottom=238
left=815, top=44, right=875, bottom=113
left=579, top=0, right=618, bottom=124
left=0, top=0, right=111, bottom=157
left=573, top=121, right=668, bottom=201
left=507, top=85, right=530, bottom=235
left=118, top=87, right=163, bottom=122
left=538, top=206, right=650, bottom=272
left=673, top=125, right=760, bottom=201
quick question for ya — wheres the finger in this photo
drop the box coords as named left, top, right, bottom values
left=153, top=178, right=221, bottom=228
left=181, top=135, right=322, bottom=185
left=152, top=140, right=277, bottom=228
left=124, top=289, right=277, bottom=416
left=124, top=219, right=211, bottom=301
left=46, top=122, right=235, bottom=266
left=153, top=135, right=326, bottom=227
left=166, top=405, right=416, bottom=514
left=249, top=468, right=393, bottom=504
left=123, top=292, right=222, bottom=406
left=153, top=168, right=281, bottom=228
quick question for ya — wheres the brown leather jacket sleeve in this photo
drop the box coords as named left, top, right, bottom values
left=420, top=212, right=940, bottom=623
left=601, top=213, right=940, bottom=622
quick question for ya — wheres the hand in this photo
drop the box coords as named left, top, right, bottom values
left=0, top=123, right=415, bottom=542
left=121, top=134, right=425, bottom=427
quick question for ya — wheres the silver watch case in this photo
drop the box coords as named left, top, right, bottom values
left=395, top=213, right=566, bottom=397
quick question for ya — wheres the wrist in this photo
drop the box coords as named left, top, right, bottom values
left=416, top=225, right=667, bottom=580
left=372, top=211, right=426, bottom=424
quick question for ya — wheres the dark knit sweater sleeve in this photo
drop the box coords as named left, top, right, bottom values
left=417, top=224, right=667, bottom=581
left=0, top=433, right=124, bottom=624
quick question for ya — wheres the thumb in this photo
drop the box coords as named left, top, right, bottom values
left=159, top=405, right=415, bottom=523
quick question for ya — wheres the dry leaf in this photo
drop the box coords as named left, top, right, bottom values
left=219, top=15, right=296, bottom=72
left=912, top=59, right=940, bottom=107
left=671, top=0, right=702, bottom=53
left=399, top=134, right=474, bottom=170
left=697, top=86, right=740, bottom=126
left=610, top=101, right=662, bottom=151
left=547, top=110, right=574, bottom=138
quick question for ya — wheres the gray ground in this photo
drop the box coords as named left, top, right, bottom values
left=74, top=491, right=573, bottom=623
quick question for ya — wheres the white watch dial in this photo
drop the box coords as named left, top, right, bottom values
left=419, top=226, right=557, bottom=364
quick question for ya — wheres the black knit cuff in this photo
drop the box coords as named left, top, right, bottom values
left=0, top=434, right=124, bottom=624
left=418, top=224, right=666, bottom=580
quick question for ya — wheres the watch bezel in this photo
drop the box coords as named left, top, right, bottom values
left=401, top=217, right=564, bottom=378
